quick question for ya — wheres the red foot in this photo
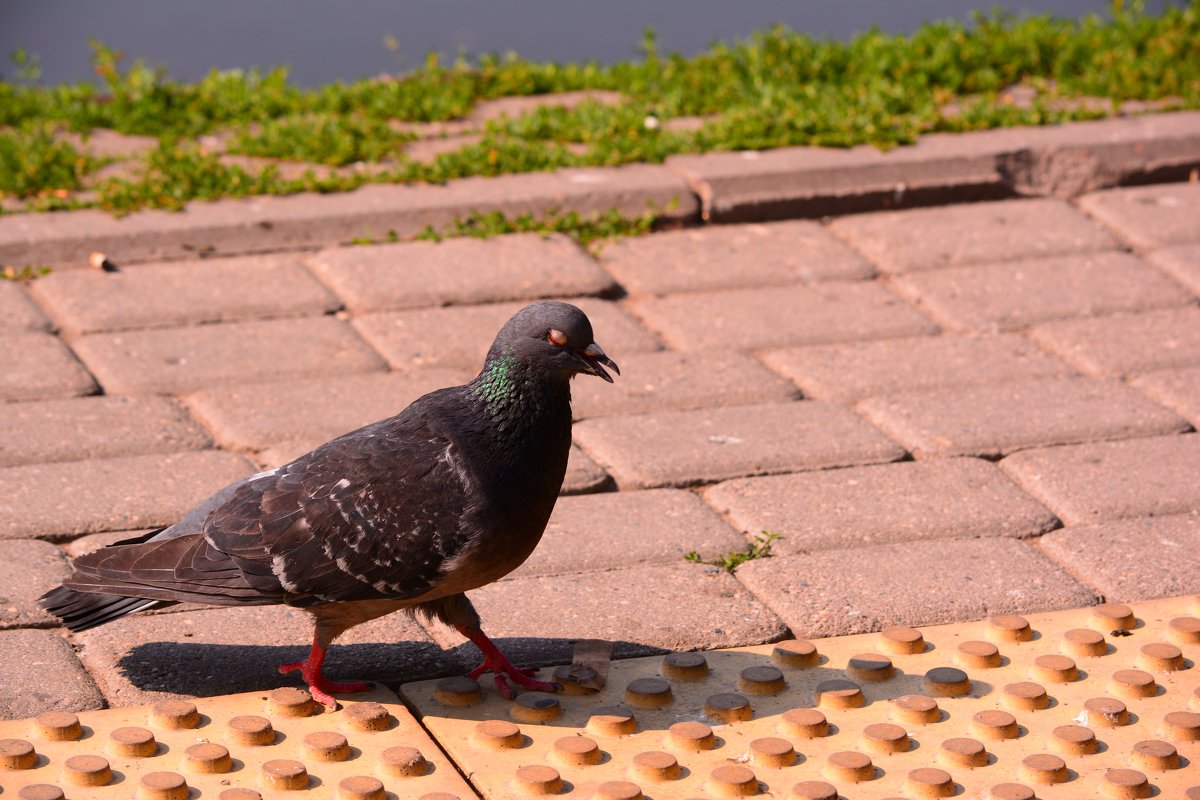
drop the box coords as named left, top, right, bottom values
left=278, top=635, right=372, bottom=708
left=456, top=624, right=558, bottom=700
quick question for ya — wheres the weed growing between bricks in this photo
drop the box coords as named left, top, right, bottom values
left=1, top=2, right=1197, bottom=213
left=686, top=531, right=782, bottom=573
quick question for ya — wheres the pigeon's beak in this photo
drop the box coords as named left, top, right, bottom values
left=576, top=342, right=619, bottom=383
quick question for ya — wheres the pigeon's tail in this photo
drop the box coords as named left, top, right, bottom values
left=39, top=585, right=173, bottom=632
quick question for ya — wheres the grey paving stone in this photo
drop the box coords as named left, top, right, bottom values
left=1030, top=306, right=1200, bottom=377
left=889, top=251, right=1192, bottom=331
left=736, top=538, right=1096, bottom=639
left=597, top=220, right=874, bottom=295
left=705, top=458, right=1059, bottom=555
left=0, top=450, right=254, bottom=541
left=307, top=233, right=615, bottom=312
left=574, top=401, right=906, bottom=489
left=421, top=562, right=788, bottom=666
left=509, top=489, right=745, bottom=580
left=187, top=368, right=470, bottom=451
left=0, top=281, right=51, bottom=331
left=0, top=332, right=98, bottom=402
left=630, top=283, right=938, bottom=352
left=28, top=254, right=341, bottom=334
left=1038, top=513, right=1200, bottom=601
left=0, top=539, right=70, bottom=629
left=1077, top=181, right=1200, bottom=248
left=353, top=297, right=662, bottom=372
left=1000, top=434, right=1200, bottom=526
left=74, top=605, right=458, bottom=707
left=829, top=198, right=1119, bottom=273
left=571, top=349, right=799, bottom=419
left=1130, top=366, right=1200, bottom=427
left=72, top=316, right=386, bottom=395
left=0, top=629, right=105, bottom=719
left=857, top=377, right=1189, bottom=459
left=760, top=334, right=1075, bottom=402
left=0, top=395, right=211, bottom=468
left=1146, top=243, right=1200, bottom=296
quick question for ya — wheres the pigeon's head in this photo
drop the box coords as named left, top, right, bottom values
left=487, top=301, right=620, bottom=383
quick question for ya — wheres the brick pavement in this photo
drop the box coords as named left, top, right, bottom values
left=1, top=123, right=1199, bottom=718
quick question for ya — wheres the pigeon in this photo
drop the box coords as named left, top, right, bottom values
left=41, top=300, right=619, bottom=707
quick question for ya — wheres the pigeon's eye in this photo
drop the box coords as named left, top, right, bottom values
left=547, top=329, right=568, bottom=346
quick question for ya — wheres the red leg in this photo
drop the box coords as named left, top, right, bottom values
left=278, top=633, right=372, bottom=708
left=456, top=624, right=558, bottom=700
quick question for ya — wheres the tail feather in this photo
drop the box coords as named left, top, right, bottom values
left=39, top=585, right=171, bottom=632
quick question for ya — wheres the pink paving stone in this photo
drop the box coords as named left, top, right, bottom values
left=0, top=450, right=254, bottom=541
left=469, top=90, right=625, bottom=122
left=857, top=376, right=1188, bottom=459
left=1130, top=367, right=1200, bottom=427
left=0, top=281, right=50, bottom=331
left=1076, top=181, right=1200, bottom=248
left=1000, top=434, right=1200, bottom=526
left=306, top=233, right=615, bottom=312
left=759, top=333, right=1075, bottom=402
left=0, top=332, right=98, bottom=401
left=736, top=537, right=1096, bottom=638
left=597, top=220, right=875, bottom=296
left=630, top=282, right=938, bottom=352
left=573, top=401, right=906, bottom=489
left=352, top=297, right=662, bottom=372
left=1038, top=514, right=1200, bottom=601
left=509, top=489, right=745, bottom=580
left=1146, top=243, right=1200, bottom=296
left=1029, top=306, right=1200, bottom=377
left=888, top=251, right=1192, bottom=331
left=187, top=368, right=471, bottom=451
left=27, top=254, right=341, bottom=334
left=827, top=198, right=1119, bottom=273
left=704, top=458, right=1059, bottom=555
left=0, top=395, right=211, bottom=468
left=0, top=538, right=70, bottom=628
left=0, top=629, right=105, bottom=719
left=570, top=349, right=799, bottom=419
left=71, top=316, right=387, bottom=395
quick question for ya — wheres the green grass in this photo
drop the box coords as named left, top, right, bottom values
left=686, top=531, right=782, bottom=573
left=3, top=1, right=1198, bottom=213
left=0, top=125, right=98, bottom=199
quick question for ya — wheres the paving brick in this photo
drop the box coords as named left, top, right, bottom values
left=1000, top=434, right=1200, bottom=526
left=1077, top=181, right=1200, bottom=248
left=0, top=450, right=254, bottom=541
left=1146, top=243, right=1200, bottom=297
left=574, top=401, right=905, bottom=489
left=0, top=332, right=98, bottom=401
left=353, top=297, right=662, bottom=372
left=469, top=90, right=624, bottom=122
left=760, top=333, right=1074, bottom=402
left=75, top=605, right=458, bottom=707
left=857, top=377, right=1188, bottom=459
left=0, top=629, right=104, bottom=719
left=597, top=220, right=874, bottom=295
left=71, top=316, right=386, bottom=395
left=421, top=562, right=787, bottom=666
left=889, top=251, right=1192, bottom=331
left=509, top=489, right=745, bottom=580
left=1030, top=306, right=1200, bottom=377
left=187, top=368, right=470, bottom=451
left=28, top=254, right=341, bottom=334
left=705, top=458, right=1059, bottom=555
left=630, top=283, right=938, bottom=352
left=829, top=198, right=1119, bottom=273
left=736, top=538, right=1096, bottom=638
left=307, top=233, right=615, bottom=312
left=0, top=539, right=70, bottom=629
left=571, top=349, right=799, bottom=419
left=0, top=395, right=211, bottom=468
left=0, top=281, right=50, bottom=331
left=1038, top=513, right=1200, bottom=601
left=1130, top=366, right=1200, bottom=427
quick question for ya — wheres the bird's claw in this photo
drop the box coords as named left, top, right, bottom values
left=277, top=659, right=372, bottom=709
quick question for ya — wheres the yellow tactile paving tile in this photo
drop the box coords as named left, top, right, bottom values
left=0, top=685, right=474, bottom=800
left=402, top=596, right=1200, bottom=800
